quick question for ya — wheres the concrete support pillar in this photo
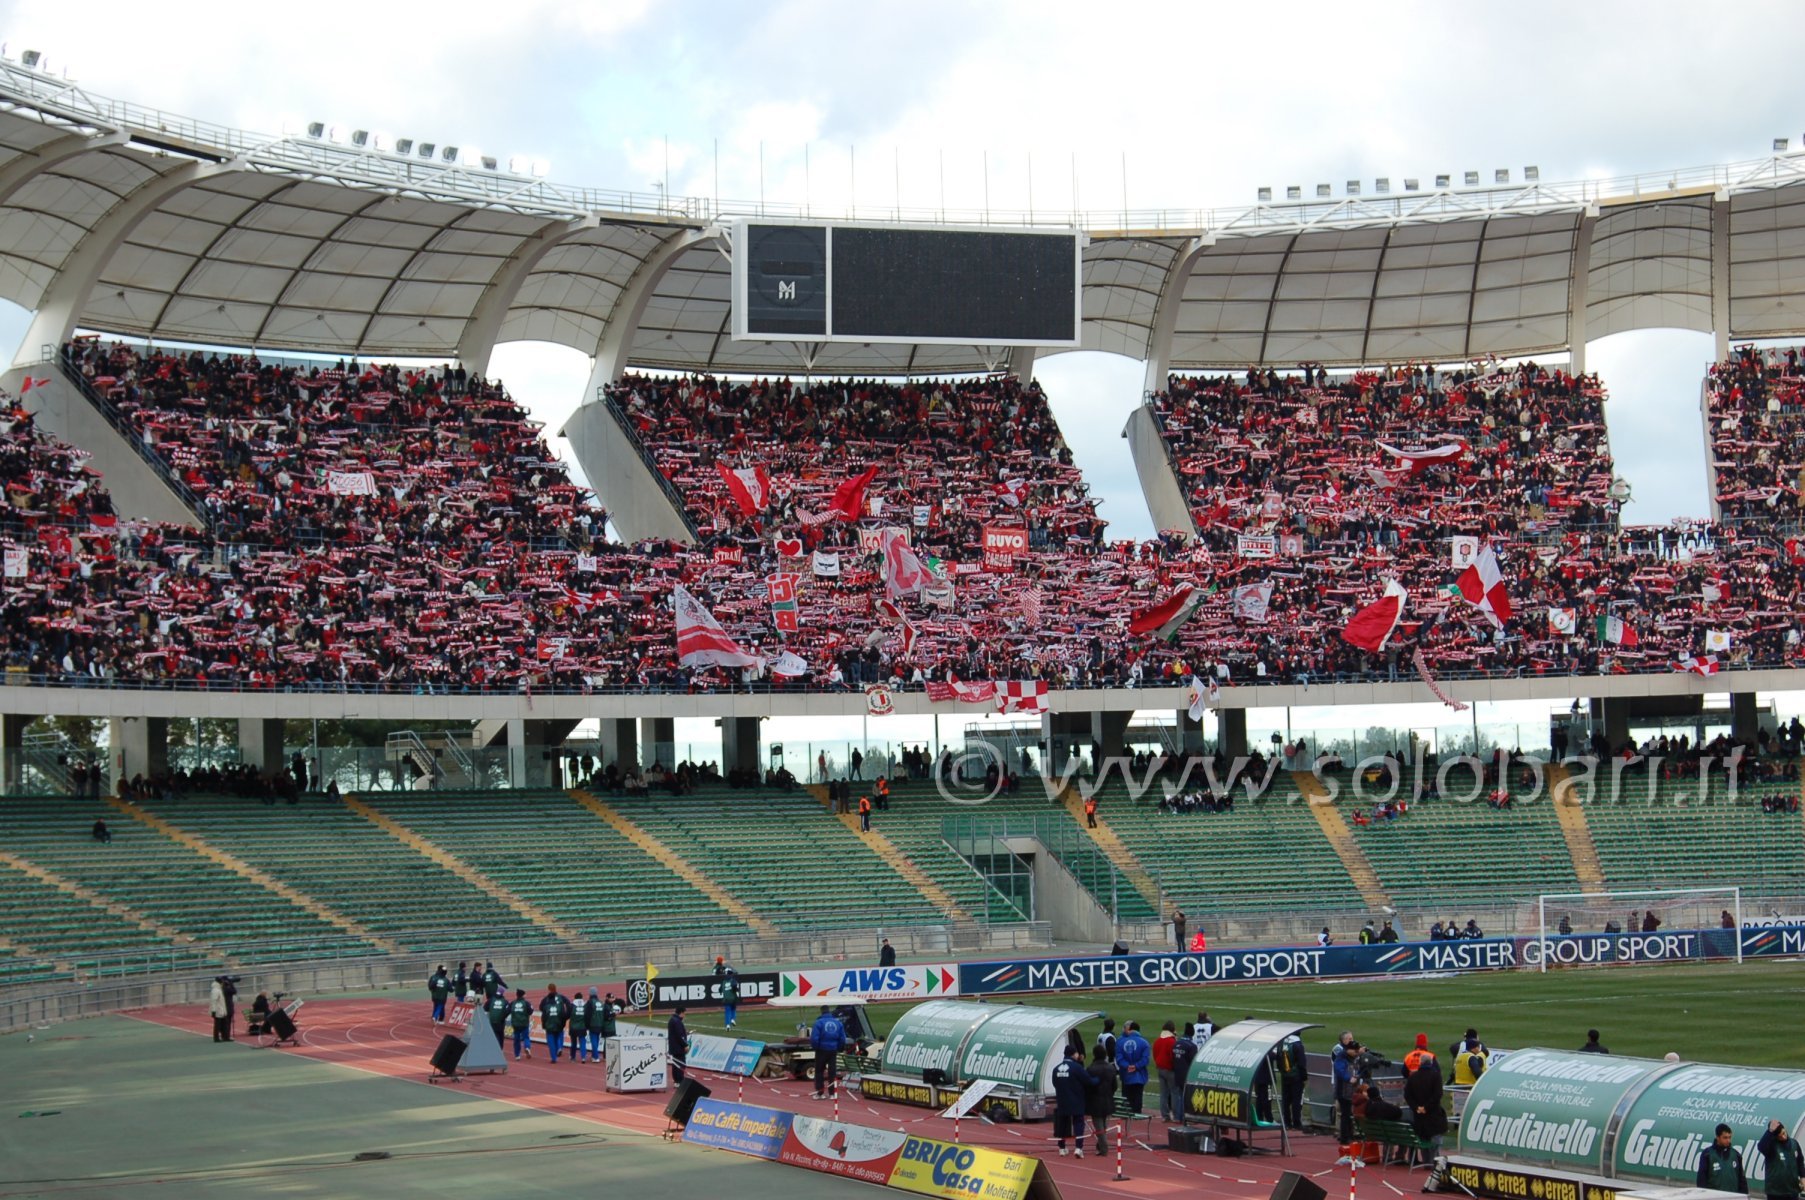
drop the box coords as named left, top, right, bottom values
left=1730, top=692, right=1760, bottom=743
left=237, top=718, right=286, bottom=781
left=1176, top=709, right=1207, bottom=753
left=505, top=719, right=563, bottom=790
left=111, top=717, right=168, bottom=786
left=1045, top=711, right=1093, bottom=774
left=1, top=713, right=30, bottom=794
left=1219, top=709, right=1249, bottom=759
left=722, top=716, right=762, bottom=776
left=641, top=718, right=675, bottom=770
left=598, top=718, right=639, bottom=774
left=1590, top=699, right=1629, bottom=752
left=1096, top=711, right=1130, bottom=766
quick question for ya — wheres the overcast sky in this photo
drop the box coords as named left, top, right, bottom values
left=1, top=0, right=1798, bottom=744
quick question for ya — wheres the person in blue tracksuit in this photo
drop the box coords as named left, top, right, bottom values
left=540, top=983, right=571, bottom=1064
left=568, top=989, right=590, bottom=1063
left=811, top=1006, right=847, bottom=1099
left=1115, top=1020, right=1152, bottom=1115
left=507, top=989, right=534, bottom=1060
left=1052, top=1044, right=1100, bottom=1157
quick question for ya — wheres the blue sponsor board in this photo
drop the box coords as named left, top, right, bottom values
left=682, top=1099, right=791, bottom=1159
left=685, top=1032, right=768, bottom=1076
left=726, top=1039, right=766, bottom=1076
left=958, top=926, right=1798, bottom=997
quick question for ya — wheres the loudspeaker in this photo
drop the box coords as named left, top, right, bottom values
left=267, top=1008, right=298, bottom=1042
left=430, top=1033, right=467, bottom=1076
left=1271, top=1172, right=1328, bottom=1200
left=664, top=1078, right=712, bottom=1126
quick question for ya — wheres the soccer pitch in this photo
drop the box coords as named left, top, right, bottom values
left=709, top=958, right=1803, bottom=1066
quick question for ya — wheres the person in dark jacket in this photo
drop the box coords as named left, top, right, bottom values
left=1577, top=1029, right=1611, bottom=1054
left=879, top=939, right=897, bottom=967
left=1277, top=1033, right=1309, bottom=1130
left=721, top=970, right=741, bottom=1030
left=507, top=989, right=534, bottom=1060
left=568, top=989, right=590, bottom=1063
left=452, top=961, right=470, bottom=1001
left=1087, top=1046, right=1120, bottom=1153
left=486, top=989, right=509, bottom=1046
left=1115, top=1021, right=1152, bottom=1114
left=668, top=1006, right=690, bottom=1084
left=1698, top=1123, right=1748, bottom=1192
left=428, top=965, right=450, bottom=1023
left=1052, top=1044, right=1099, bottom=1157
left=588, top=989, right=616, bottom=1064
left=540, top=983, right=571, bottom=1063
left=1760, top=1119, right=1802, bottom=1200
left=811, top=1006, right=847, bottom=1099
left=1404, top=1058, right=1450, bottom=1162
left=480, top=962, right=506, bottom=1001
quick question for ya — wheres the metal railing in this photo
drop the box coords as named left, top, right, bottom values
left=941, top=813, right=1147, bottom=921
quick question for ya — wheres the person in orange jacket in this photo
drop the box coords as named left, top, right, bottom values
left=858, top=793, right=872, bottom=832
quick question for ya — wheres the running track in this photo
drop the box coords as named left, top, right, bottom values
left=130, top=998, right=1388, bottom=1200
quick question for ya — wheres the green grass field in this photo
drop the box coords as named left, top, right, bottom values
left=695, top=958, right=1804, bottom=1067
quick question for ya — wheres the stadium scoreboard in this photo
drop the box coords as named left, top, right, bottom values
left=731, top=220, right=1081, bottom=346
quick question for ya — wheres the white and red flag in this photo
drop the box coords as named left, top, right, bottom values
left=879, top=528, right=927, bottom=598
left=672, top=583, right=762, bottom=668
left=1341, top=579, right=1407, bottom=652
left=716, top=461, right=773, bottom=516
left=995, top=680, right=1049, bottom=715
left=993, top=478, right=1029, bottom=508
left=1378, top=440, right=1467, bottom=474
left=1451, top=543, right=1511, bottom=629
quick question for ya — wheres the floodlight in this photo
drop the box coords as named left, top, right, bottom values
left=1524, top=165, right=1539, bottom=181
left=394, top=138, right=413, bottom=155
left=1375, top=177, right=1389, bottom=194
left=1257, top=187, right=1272, bottom=202
left=508, top=155, right=529, bottom=174
left=1464, top=171, right=1480, bottom=186
left=1435, top=174, right=1451, bottom=188
left=1346, top=180, right=1360, bottom=195
left=1286, top=185, right=1301, bottom=200
left=1404, top=178, right=1420, bottom=191
left=441, top=145, right=459, bottom=162
left=417, top=142, right=435, bottom=159
left=20, top=49, right=40, bottom=68
left=480, top=155, right=498, bottom=171
left=307, top=121, right=325, bottom=139
left=1776, top=138, right=1791, bottom=153
left=1495, top=168, right=1510, bottom=183
left=1316, top=183, right=1331, bottom=198
left=350, top=130, right=369, bottom=148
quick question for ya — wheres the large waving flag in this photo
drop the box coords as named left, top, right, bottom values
left=716, top=461, right=772, bottom=516
left=1451, top=543, right=1511, bottom=629
left=879, top=528, right=927, bottom=598
left=1341, top=579, right=1407, bottom=652
left=1377, top=441, right=1467, bottom=474
left=672, top=583, right=762, bottom=668
left=1128, top=585, right=1200, bottom=639
left=828, top=466, right=880, bottom=521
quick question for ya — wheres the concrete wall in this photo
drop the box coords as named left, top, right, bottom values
left=1004, top=835, right=1119, bottom=943
left=7, top=365, right=199, bottom=527
left=561, top=400, right=695, bottom=544
left=1123, top=403, right=1197, bottom=538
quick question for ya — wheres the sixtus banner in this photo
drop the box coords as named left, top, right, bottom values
left=959, top=926, right=1784, bottom=997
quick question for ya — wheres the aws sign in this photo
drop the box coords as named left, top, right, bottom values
left=780, top=964, right=960, bottom=1002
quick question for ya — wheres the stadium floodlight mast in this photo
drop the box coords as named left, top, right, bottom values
left=1535, top=887, right=1742, bottom=971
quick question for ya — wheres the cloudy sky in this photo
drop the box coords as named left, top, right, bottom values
left=1, top=0, right=1798, bottom=747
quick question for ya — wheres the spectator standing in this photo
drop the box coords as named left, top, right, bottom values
left=668, top=1005, right=690, bottom=1084
left=208, top=975, right=236, bottom=1042
left=879, top=938, right=897, bottom=967
left=1172, top=909, right=1187, bottom=951
left=1052, top=1044, right=1098, bottom=1157
left=859, top=793, right=872, bottom=832
left=1153, top=1020, right=1179, bottom=1122
left=1697, top=1123, right=1748, bottom=1193
left=1577, top=1029, right=1611, bottom=1054
left=1115, top=1020, right=1151, bottom=1115
left=811, top=1005, right=846, bottom=1099
left=1759, top=1120, right=1803, bottom=1200
left=1333, top=1031, right=1358, bottom=1151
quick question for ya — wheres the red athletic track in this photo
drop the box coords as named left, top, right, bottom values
left=129, top=998, right=1384, bottom=1200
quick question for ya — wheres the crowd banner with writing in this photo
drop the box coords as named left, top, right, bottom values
left=1181, top=1019, right=1319, bottom=1127
left=682, top=1100, right=1060, bottom=1200
left=1236, top=533, right=1277, bottom=559
left=983, top=525, right=1028, bottom=572
left=957, top=926, right=1783, bottom=997
left=780, top=963, right=960, bottom=1002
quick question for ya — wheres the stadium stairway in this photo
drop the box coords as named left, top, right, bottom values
left=1293, top=773, right=1391, bottom=909
left=1059, top=784, right=1172, bottom=915
left=0, top=848, right=197, bottom=966
left=569, top=791, right=778, bottom=937
left=804, top=786, right=975, bottom=923
left=105, top=797, right=401, bottom=953
left=1547, top=764, right=1607, bottom=893
left=342, top=796, right=580, bottom=941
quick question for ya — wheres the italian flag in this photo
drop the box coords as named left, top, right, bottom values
left=1596, top=614, right=1638, bottom=646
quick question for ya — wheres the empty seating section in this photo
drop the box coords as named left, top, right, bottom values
left=360, top=790, right=748, bottom=940
left=611, top=789, right=946, bottom=928
left=0, top=859, right=174, bottom=963
left=134, top=793, right=544, bottom=951
left=1095, top=775, right=1364, bottom=914
left=1575, top=770, right=1805, bottom=893
left=0, top=797, right=356, bottom=959
left=1342, top=769, right=1580, bottom=903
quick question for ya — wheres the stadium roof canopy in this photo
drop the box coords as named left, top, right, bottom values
left=4, top=61, right=1805, bottom=381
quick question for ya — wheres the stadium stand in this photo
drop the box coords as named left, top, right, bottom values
left=0, top=856, right=178, bottom=977
left=357, top=789, right=751, bottom=940
left=1705, top=344, right=1805, bottom=531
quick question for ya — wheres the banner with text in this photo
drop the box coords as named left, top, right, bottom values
left=780, top=963, right=960, bottom=1003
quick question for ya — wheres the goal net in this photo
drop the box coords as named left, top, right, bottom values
left=1535, top=887, right=1741, bottom=969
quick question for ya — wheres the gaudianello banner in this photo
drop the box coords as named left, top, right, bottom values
left=1458, top=1050, right=1805, bottom=1191
left=955, top=925, right=1801, bottom=997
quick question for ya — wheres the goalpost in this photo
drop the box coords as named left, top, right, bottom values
left=1534, top=887, right=1742, bottom=971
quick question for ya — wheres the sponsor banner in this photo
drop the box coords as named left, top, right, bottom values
left=1741, top=915, right=1805, bottom=929
left=625, top=971, right=779, bottom=1010
left=982, top=525, right=1028, bottom=572
left=1457, top=1048, right=1642, bottom=1173
left=1184, top=1083, right=1248, bottom=1124
left=684, top=1031, right=768, bottom=1076
left=1444, top=1159, right=1623, bottom=1200
left=780, top=1115, right=907, bottom=1185
left=780, top=964, right=959, bottom=1003
left=1613, top=1062, right=1805, bottom=1187
left=443, top=999, right=475, bottom=1033
left=605, top=1034, right=668, bottom=1092
left=1237, top=533, right=1276, bottom=559
left=957, top=1003, right=1089, bottom=1094
left=863, top=1076, right=940, bottom=1108
left=881, top=999, right=993, bottom=1081
left=960, top=928, right=1775, bottom=997
left=888, top=1135, right=1042, bottom=1200
left=684, top=1098, right=792, bottom=1159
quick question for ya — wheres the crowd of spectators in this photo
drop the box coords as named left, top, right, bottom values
left=8, top=341, right=1805, bottom=695
left=1706, top=344, right=1805, bottom=529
